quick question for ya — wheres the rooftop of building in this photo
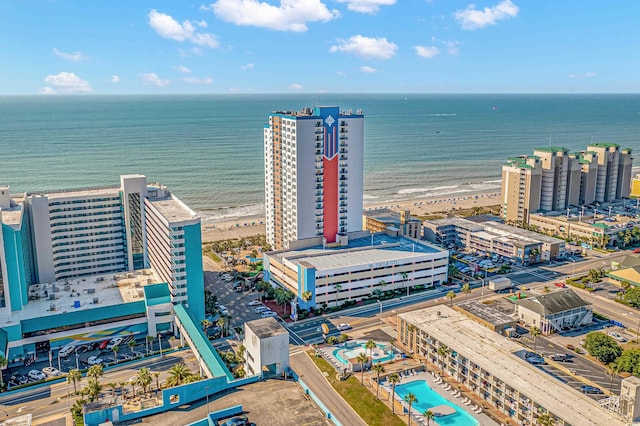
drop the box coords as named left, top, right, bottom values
left=399, top=306, right=623, bottom=426
left=245, top=317, right=289, bottom=339
left=423, top=217, right=484, bottom=230
left=456, top=301, right=516, bottom=328
left=0, top=195, right=25, bottom=226
left=147, top=194, right=199, bottom=224
left=531, top=212, right=640, bottom=231
left=516, top=288, right=591, bottom=316
left=607, top=266, right=640, bottom=286
left=270, top=106, right=363, bottom=118
left=269, top=233, right=445, bottom=271
left=534, top=146, right=569, bottom=153
left=480, top=221, right=565, bottom=244
left=0, top=269, right=164, bottom=324
left=588, top=142, right=620, bottom=149
left=363, top=208, right=420, bottom=224
left=29, top=185, right=120, bottom=199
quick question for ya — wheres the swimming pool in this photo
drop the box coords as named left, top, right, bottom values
left=332, top=343, right=394, bottom=364
left=395, top=380, right=478, bottom=426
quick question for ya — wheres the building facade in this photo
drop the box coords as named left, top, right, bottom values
left=243, top=317, right=289, bottom=376
left=501, top=144, right=633, bottom=224
left=0, top=175, right=203, bottom=363
left=363, top=209, right=421, bottom=239
left=263, top=233, right=448, bottom=312
left=264, top=106, right=364, bottom=250
left=398, top=306, right=625, bottom=426
left=516, top=289, right=592, bottom=334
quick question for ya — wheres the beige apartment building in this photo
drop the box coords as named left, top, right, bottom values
left=363, top=209, right=421, bottom=239
left=501, top=143, right=633, bottom=224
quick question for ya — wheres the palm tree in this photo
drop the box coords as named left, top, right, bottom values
left=217, top=317, right=226, bottom=337
left=70, top=398, right=87, bottom=424
left=334, top=283, right=343, bottom=307
left=461, top=283, right=471, bottom=301
left=0, top=354, right=8, bottom=390
left=136, top=367, right=153, bottom=395
left=146, top=335, right=155, bottom=355
left=607, top=363, right=619, bottom=395
left=388, top=373, right=400, bottom=414
left=86, top=378, right=102, bottom=402
left=166, top=363, right=193, bottom=387
left=67, top=369, right=82, bottom=393
left=201, top=319, right=213, bottom=331
left=446, top=290, right=456, bottom=307
left=112, top=344, right=120, bottom=364
left=128, top=339, right=136, bottom=357
left=437, top=345, right=451, bottom=373
left=357, top=353, right=368, bottom=385
left=372, top=364, right=385, bottom=399
left=87, top=364, right=103, bottom=382
left=283, top=290, right=296, bottom=315
left=404, top=393, right=418, bottom=426
left=537, top=412, right=555, bottom=426
left=423, top=410, right=436, bottom=426
left=108, top=382, right=118, bottom=398
left=365, top=340, right=377, bottom=365
left=530, top=326, right=542, bottom=354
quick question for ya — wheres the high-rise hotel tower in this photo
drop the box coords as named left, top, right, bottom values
left=264, top=106, right=364, bottom=250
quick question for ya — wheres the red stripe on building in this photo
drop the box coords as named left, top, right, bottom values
left=323, top=156, right=338, bottom=243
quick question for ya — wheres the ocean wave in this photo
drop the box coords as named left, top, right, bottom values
left=199, top=203, right=265, bottom=223
left=425, top=113, right=457, bottom=117
left=390, top=181, right=501, bottom=201
left=397, top=185, right=459, bottom=195
left=363, top=194, right=379, bottom=199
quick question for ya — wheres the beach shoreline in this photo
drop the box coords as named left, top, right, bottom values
left=201, top=188, right=501, bottom=243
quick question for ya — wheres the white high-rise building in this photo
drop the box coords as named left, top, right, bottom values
left=264, top=106, right=364, bottom=250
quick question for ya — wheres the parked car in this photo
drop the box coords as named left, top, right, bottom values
left=107, top=337, right=124, bottom=349
left=580, top=385, right=603, bottom=394
left=255, top=306, right=271, bottom=313
left=554, top=282, right=566, bottom=288
left=42, top=367, right=61, bottom=377
left=58, top=345, right=76, bottom=357
left=9, top=374, right=29, bottom=385
left=247, top=300, right=262, bottom=307
left=549, top=353, right=570, bottom=362
left=337, top=323, right=352, bottom=331
left=221, top=416, right=250, bottom=426
left=98, top=340, right=110, bottom=350
left=260, top=311, right=277, bottom=318
left=87, top=356, right=104, bottom=366
left=526, top=356, right=546, bottom=365
left=218, top=305, right=229, bottom=316
left=633, top=248, right=640, bottom=253
left=28, top=369, right=46, bottom=381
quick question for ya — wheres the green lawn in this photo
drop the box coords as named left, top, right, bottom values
left=307, top=352, right=405, bottom=426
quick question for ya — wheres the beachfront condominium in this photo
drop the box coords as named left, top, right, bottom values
left=0, top=175, right=204, bottom=363
left=501, top=143, right=633, bottom=224
left=264, top=106, right=364, bottom=250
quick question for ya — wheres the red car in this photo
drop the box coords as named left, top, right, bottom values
left=98, top=339, right=110, bottom=350
left=633, top=248, right=640, bottom=253
left=555, top=282, right=566, bottom=288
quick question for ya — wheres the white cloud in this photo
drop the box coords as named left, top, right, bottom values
left=454, top=0, right=518, bottom=30
left=288, top=83, right=303, bottom=90
left=183, top=76, right=214, bottom=84
left=205, top=0, right=339, bottom=32
left=39, top=87, right=56, bottom=95
left=141, top=72, right=170, bottom=87
left=569, top=72, right=597, bottom=79
left=176, top=65, right=192, bottom=74
left=148, top=9, right=219, bottom=48
left=110, top=75, right=120, bottom=83
left=329, top=35, right=397, bottom=60
left=240, top=63, right=255, bottom=70
left=337, top=0, right=395, bottom=14
left=414, top=45, right=440, bottom=58
left=443, top=40, right=461, bottom=55
left=359, top=65, right=376, bottom=73
left=42, top=72, right=92, bottom=94
left=53, top=48, right=88, bottom=62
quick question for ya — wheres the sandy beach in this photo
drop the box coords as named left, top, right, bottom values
left=201, top=189, right=500, bottom=243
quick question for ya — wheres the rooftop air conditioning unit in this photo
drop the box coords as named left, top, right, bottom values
left=49, top=303, right=56, bottom=311
left=49, top=294, right=56, bottom=301
left=87, top=288, right=96, bottom=294
left=93, top=297, right=99, bottom=304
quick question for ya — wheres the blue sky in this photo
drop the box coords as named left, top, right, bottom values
left=1, top=0, right=639, bottom=94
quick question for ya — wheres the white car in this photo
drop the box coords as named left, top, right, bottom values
left=608, top=332, right=628, bottom=342
left=255, top=306, right=271, bottom=313
left=28, top=369, right=46, bottom=381
left=87, top=356, right=104, bottom=366
left=42, top=367, right=61, bottom=377
left=260, top=311, right=277, bottom=318
left=337, top=323, right=352, bottom=331
left=58, top=345, right=76, bottom=357
left=247, top=300, right=262, bottom=307
left=107, top=337, right=124, bottom=349
left=218, top=305, right=229, bottom=315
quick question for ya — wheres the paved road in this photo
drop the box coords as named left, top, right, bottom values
left=290, top=350, right=367, bottom=426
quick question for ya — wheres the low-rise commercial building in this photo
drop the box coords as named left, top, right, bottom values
left=516, top=289, right=592, bottom=334
left=397, top=306, right=625, bottom=426
left=363, top=209, right=421, bottom=239
left=423, top=217, right=565, bottom=263
left=244, top=317, right=289, bottom=376
left=263, top=232, right=448, bottom=313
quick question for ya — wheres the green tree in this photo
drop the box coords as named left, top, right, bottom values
left=204, top=289, right=218, bottom=315
left=154, top=372, right=161, bottom=392
left=86, top=378, right=102, bottom=402
left=365, top=340, right=377, bottom=365
left=423, top=410, right=436, bottom=426
left=584, top=332, right=622, bottom=364
left=70, top=398, right=88, bottom=424
left=530, top=326, right=542, bottom=354
left=67, top=369, right=82, bottom=393
left=112, top=344, right=120, bottom=364
left=334, top=283, right=343, bottom=307
left=537, top=412, right=555, bottom=426
left=357, top=352, right=369, bottom=385
left=283, top=290, right=296, bottom=315
left=166, top=363, right=193, bottom=387
left=388, top=373, right=400, bottom=414
left=446, top=290, right=456, bottom=307
left=404, top=393, right=418, bottom=426
left=146, top=335, right=155, bottom=355
left=0, top=354, right=7, bottom=390
left=217, top=317, right=226, bottom=337
left=87, top=364, right=103, bottom=382
left=614, top=348, right=640, bottom=373
left=128, top=338, right=136, bottom=356
left=372, top=364, right=385, bottom=399
left=622, top=287, right=640, bottom=307
left=437, top=345, right=451, bottom=373
left=461, top=283, right=471, bottom=301
left=136, top=367, right=153, bottom=395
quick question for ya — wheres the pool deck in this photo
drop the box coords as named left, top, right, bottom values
left=379, top=370, right=499, bottom=426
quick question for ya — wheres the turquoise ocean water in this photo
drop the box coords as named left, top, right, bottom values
left=1, top=94, right=639, bottom=221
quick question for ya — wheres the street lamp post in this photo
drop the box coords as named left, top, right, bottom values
left=480, top=278, right=486, bottom=299
left=376, top=300, right=383, bottom=328
left=158, top=333, right=163, bottom=358
left=75, top=351, right=79, bottom=370
left=57, top=352, right=61, bottom=373
left=569, top=257, right=576, bottom=279
left=205, top=385, right=210, bottom=415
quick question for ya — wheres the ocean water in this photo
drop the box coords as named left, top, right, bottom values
left=1, top=94, right=639, bottom=221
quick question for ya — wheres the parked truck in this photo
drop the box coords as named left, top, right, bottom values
left=488, top=277, right=512, bottom=292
